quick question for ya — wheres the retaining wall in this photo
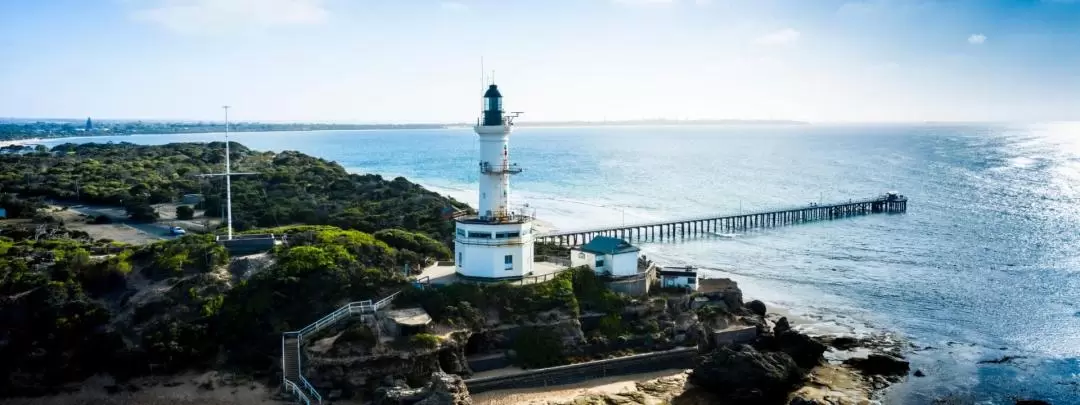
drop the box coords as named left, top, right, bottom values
left=464, top=347, right=697, bottom=394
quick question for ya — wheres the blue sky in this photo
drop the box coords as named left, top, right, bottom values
left=1, top=0, right=1078, bottom=123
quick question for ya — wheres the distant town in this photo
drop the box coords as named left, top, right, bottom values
left=0, top=117, right=807, bottom=142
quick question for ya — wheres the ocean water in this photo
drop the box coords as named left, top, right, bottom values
left=43, top=123, right=1080, bottom=404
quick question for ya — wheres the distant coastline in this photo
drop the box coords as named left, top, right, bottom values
left=0, top=118, right=807, bottom=144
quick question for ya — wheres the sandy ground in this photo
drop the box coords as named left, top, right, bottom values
left=2, top=372, right=285, bottom=405
left=471, top=369, right=687, bottom=405
left=44, top=205, right=165, bottom=245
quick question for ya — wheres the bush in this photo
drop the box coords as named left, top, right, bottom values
left=176, top=205, right=195, bottom=220
left=125, top=202, right=158, bottom=223
left=598, top=314, right=624, bottom=339
left=409, top=333, right=441, bottom=349
left=512, top=326, right=566, bottom=368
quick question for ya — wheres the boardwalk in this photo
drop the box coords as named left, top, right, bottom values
left=536, top=194, right=907, bottom=247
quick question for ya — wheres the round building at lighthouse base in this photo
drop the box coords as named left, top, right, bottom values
left=454, top=219, right=535, bottom=279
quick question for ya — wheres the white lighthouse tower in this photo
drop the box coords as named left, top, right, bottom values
left=454, top=84, right=535, bottom=279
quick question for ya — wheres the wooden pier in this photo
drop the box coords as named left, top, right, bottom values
left=536, top=194, right=907, bottom=247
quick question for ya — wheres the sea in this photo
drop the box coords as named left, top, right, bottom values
left=42, top=123, right=1080, bottom=404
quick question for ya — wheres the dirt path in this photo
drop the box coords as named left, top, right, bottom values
left=471, top=369, right=688, bottom=405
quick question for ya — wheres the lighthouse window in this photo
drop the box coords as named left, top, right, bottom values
left=468, top=231, right=491, bottom=238
left=456, top=229, right=466, bottom=237
left=504, top=255, right=513, bottom=270
left=508, top=232, right=520, bottom=238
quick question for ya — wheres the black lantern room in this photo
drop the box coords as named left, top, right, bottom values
left=482, top=84, right=503, bottom=126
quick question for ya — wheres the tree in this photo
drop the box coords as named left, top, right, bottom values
left=125, top=202, right=158, bottom=223
left=176, top=205, right=195, bottom=220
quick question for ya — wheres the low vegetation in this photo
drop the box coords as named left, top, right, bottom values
left=0, top=222, right=443, bottom=393
left=0, top=143, right=469, bottom=395
left=0, top=142, right=469, bottom=242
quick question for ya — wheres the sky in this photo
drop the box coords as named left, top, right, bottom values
left=1, top=0, right=1079, bottom=123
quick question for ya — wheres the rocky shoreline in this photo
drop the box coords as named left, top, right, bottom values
left=3, top=276, right=919, bottom=405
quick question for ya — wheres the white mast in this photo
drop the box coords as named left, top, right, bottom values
left=223, top=105, right=233, bottom=240
left=198, top=106, right=255, bottom=241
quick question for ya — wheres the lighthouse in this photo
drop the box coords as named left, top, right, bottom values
left=454, top=84, right=535, bottom=279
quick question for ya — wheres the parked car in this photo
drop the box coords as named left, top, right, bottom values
left=170, top=226, right=186, bottom=236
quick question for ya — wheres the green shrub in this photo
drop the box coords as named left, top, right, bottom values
left=176, top=205, right=195, bottom=220
left=409, top=333, right=441, bottom=349
left=512, top=326, right=566, bottom=368
left=597, top=314, right=624, bottom=339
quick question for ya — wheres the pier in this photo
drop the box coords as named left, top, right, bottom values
left=537, top=194, right=907, bottom=247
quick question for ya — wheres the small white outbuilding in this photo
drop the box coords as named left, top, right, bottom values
left=570, top=236, right=641, bottom=278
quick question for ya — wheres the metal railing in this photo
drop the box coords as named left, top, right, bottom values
left=455, top=235, right=535, bottom=246
left=283, top=380, right=312, bottom=405
left=281, top=291, right=402, bottom=404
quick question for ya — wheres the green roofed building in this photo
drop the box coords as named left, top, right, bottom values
left=570, top=236, right=641, bottom=277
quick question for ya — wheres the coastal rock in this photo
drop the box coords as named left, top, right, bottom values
left=774, top=317, right=792, bottom=335
left=843, top=354, right=909, bottom=377
left=913, top=369, right=925, bottom=377
left=689, top=344, right=805, bottom=403
left=775, top=331, right=827, bottom=370
left=700, top=278, right=744, bottom=311
left=374, top=371, right=471, bottom=405
left=747, top=300, right=768, bottom=317
left=828, top=337, right=860, bottom=351
left=1015, top=400, right=1051, bottom=405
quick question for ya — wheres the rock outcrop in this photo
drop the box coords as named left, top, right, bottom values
left=747, top=300, right=768, bottom=317
left=374, top=371, right=471, bottom=405
left=689, top=344, right=806, bottom=403
left=773, top=331, right=827, bottom=370
left=774, top=316, right=791, bottom=335
left=843, top=354, right=910, bottom=378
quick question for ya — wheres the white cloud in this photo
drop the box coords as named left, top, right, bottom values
left=756, top=28, right=801, bottom=45
left=130, top=0, right=328, bottom=35
left=440, top=1, right=468, bottom=11
left=968, top=34, right=986, bottom=45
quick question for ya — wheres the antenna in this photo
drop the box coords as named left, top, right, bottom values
left=223, top=105, right=232, bottom=240
left=480, top=56, right=485, bottom=118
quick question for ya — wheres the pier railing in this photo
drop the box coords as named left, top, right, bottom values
left=537, top=194, right=907, bottom=246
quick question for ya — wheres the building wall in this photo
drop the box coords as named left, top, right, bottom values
left=475, top=125, right=512, bottom=218
left=661, top=274, right=699, bottom=290
left=570, top=249, right=597, bottom=269
left=610, top=252, right=639, bottom=277
left=455, top=220, right=534, bottom=279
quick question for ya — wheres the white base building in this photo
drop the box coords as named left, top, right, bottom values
left=455, top=218, right=535, bottom=279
